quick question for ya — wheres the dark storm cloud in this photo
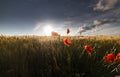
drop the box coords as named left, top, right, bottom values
left=75, top=0, right=120, bottom=35
left=0, top=0, right=119, bottom=23
left=0, top=0, right=94, bottom=21
left=0, top=0, right=120, bottom=35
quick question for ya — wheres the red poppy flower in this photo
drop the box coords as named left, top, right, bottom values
left=115, top=52, right=120, bottom=63
left=63, top=38, right=71, bottom=46
left=117, top=52, right=120, bottom=58
left=67, top=28, right=70, bottom=34
left=84, top=45, right=93, bottom=54
left=51, top=31, right=59, bottom=37
left=118, top=43, right=120, bottom=47
left=103, top=53, right=115, bottom=63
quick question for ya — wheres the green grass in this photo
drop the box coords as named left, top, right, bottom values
left=0, top=35, right=120, bottom=77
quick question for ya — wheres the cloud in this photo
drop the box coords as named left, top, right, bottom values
left=77, top=19, right=119, bottom=35
left=92, top=25, right=120, bottom=35
left=93, top=20, right=101, bottom=25
left=33, top=23, right=41, bottom=31
left=94, top=0, right=118, bottom=11
left=77, top=24, right=92, bottom=34
left=94, top=19, right=118, bottom=26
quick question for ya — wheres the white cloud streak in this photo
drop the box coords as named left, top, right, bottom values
left=77, top=19, right=118, bottom=35
left=94, top=0, right=118, bottom=11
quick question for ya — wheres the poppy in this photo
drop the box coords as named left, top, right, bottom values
left=63, top=38, right=71, bottom=46
left=67, top=28, right=70, bottom=34
left=51, top=31, right=59, bottom=37
left=103, top=53, right=115, bottom=63
left=117, top=52, right=120, bottom=58
left=115, top=52, right=120, bottom=63
left=118, top=43, right=120, bottom=47
left=84, top=45, right=93, bottom=54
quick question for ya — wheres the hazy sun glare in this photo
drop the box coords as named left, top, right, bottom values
left=43, top=25, right=54, bottom=36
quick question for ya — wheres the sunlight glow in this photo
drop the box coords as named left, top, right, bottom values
left=43, top=25, right=54, bottom=36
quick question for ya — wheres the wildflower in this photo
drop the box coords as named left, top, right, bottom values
left=63, top=38, right=71, bottom=46
left=103, top=53, right=115, bottom=63
left=118, top=43, right=120, bottom=47
left=51, top=31, right=59, bottom=37
left=117, top=52, right=120, bottom=58
left=84, top=45, right=93, bottom=54
left=115, top=52, right=120, bottom=63
left=67, top=28, right=70, bottom=34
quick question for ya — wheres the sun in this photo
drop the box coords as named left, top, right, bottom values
left=43, top=25, right=54, bottom=36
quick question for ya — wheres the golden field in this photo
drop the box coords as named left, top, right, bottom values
left=0, top=35, right=120, bottom=77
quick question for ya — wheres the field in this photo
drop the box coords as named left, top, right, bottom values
left=0, top=35, right=120, bottom=77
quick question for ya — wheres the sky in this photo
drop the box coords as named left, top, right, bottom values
left=0, top=0, right=120, bottom=36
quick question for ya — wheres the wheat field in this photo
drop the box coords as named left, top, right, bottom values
left=0, top=35, right=120, bottom=77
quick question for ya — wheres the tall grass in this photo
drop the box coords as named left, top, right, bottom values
left=0, top=35, right=120, bottom=77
